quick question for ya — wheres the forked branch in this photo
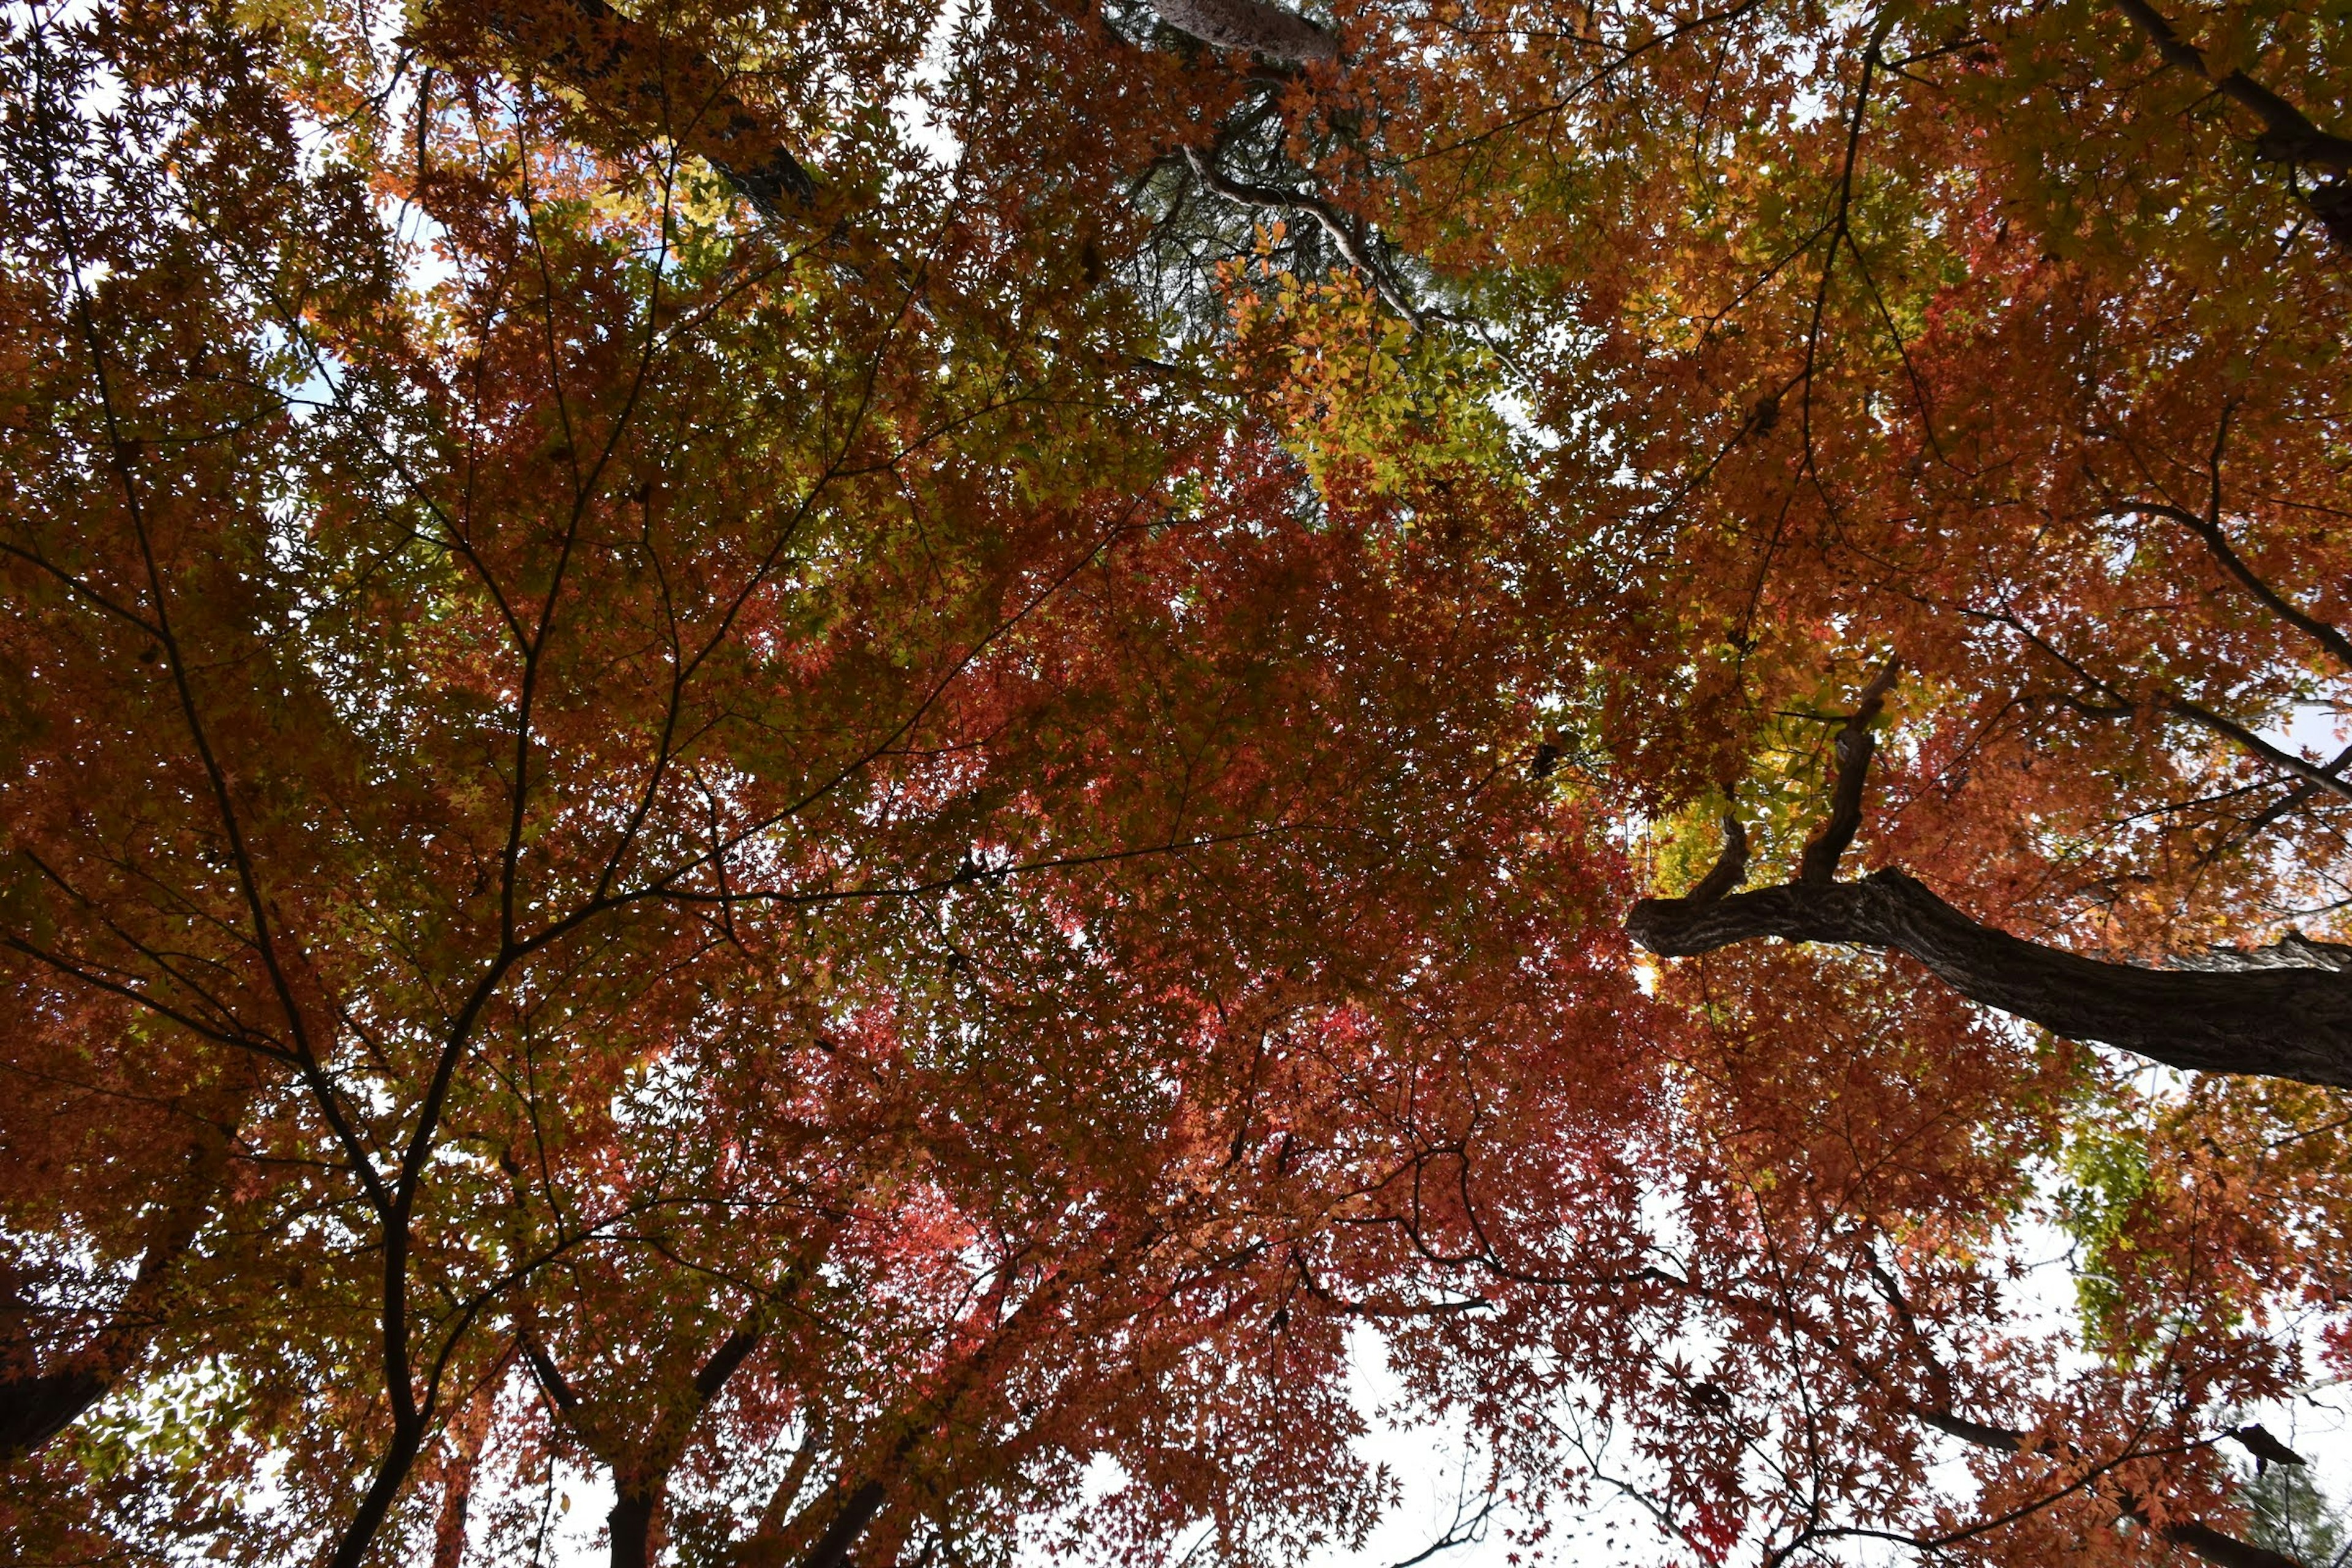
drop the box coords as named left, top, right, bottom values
left=1181, top=146, right=1424, bottom=323
left=1917, top=1407, right=2306, bottom=1568
left=1627, top=666, right=2352, bottom=1088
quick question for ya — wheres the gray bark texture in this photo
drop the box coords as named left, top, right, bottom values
left=1152, top=0, right=1340, bottom=61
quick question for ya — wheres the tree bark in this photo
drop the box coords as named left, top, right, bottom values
left=611, top=1488, right=658, bottom=1568
left=801, top=1479, right=888, bottom=1568
left=0, top=1369, right=108, bottom=1458
left=1628, top=868, right=2352, bottom=1088
left=1152, top=0, right=1340, bottom=62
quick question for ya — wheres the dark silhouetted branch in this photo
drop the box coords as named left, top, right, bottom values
left=1628, top=668, right=2352, bottom=1088
left=1920, top=1408, right=2306, bottom=1568
left=435, top=1, right=815, bottom=216
left=2109, top=0, right=2352, bottom=244
left=0, top=1091, right=245, bottom=1457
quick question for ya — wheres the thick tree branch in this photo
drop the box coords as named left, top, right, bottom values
left=800, top=1478, right=889, bottom=1568
left=520, top=1330, right=579, bottom=1415
left=2110, top=0, right=2352, bottom=168
left=2168, top=1521, right=2308, bottom=1568
left=2108, top=0, right=2352, bottom=244
left=1630, top=863, right=2352, bottom=1087
left=432, top=1, right=815, bottom=215
left=0, top=1087, right=247, bottom=1457
left=692, top=1322, right=762, bottom=1401
left=1629, top=669, right=2352, bottom=1088
left=0, top=1369, right=107, bottom=1460
left=1153, top=0, right=1340, bottom=62
left=521, top=1311, right=766, bottom=1568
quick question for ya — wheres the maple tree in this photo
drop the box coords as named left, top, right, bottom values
left=0, top=6, right=1623, bottom=1564
left=3, top=1, right=2350, bottom=1567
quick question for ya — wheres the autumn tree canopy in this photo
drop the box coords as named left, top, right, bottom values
left=2, top=2, right=2348, bottom=1567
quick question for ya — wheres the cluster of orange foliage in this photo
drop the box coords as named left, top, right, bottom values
left=1, top=2, right=2348, bottom=1567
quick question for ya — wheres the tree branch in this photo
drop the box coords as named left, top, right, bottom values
left=1920, top=1407, right=2306, bottom=1568
left=1631, top=862, right=2352, bottom=1087
left=1153, top=0, right=1339, bottom=63
left=1799, top=657, right=1900, bottom=884
left=0, top=1085, right=248, bottom=1455
left=1182, top=146, right=1423, bottom=323
left=1628, top=669, right=2352, bottom=1088
left=800, top=1478, right=889, bottom=1568
left=435, top=0, right=815, bottom=215
left=2109, top=0, right=2352, bottom=169
left=2106, top=498, right=2352, bottom=675
left=2108, top=0, right=2352, bottom=244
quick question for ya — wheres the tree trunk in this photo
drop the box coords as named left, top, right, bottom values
left=611, top=1487, right=658, bottom=1568
left=1627, top=868, right=2352, bottom=1088
left=430, top=1362, right=506, bottom=1568
left=330, top=1417, right=426, bottom=1568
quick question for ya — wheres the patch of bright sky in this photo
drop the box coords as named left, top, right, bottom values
left=890, top=0, right=989, bottom=172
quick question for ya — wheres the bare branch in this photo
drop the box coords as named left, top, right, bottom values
left=1182, top=146, right=1423, bottom=323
